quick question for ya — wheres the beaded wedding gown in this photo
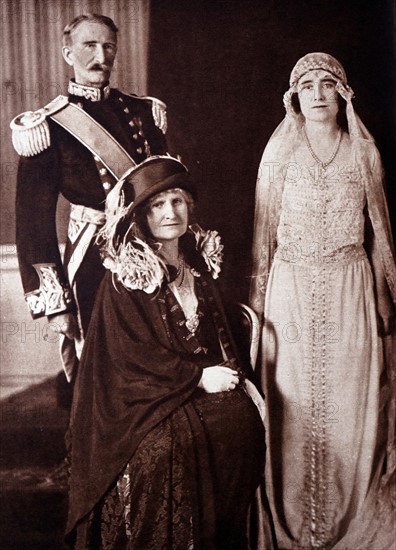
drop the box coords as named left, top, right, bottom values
left=260, top=134, right=390, bottom=548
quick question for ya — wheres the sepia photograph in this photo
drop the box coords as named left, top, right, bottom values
left=1, top=0, right=395, bottom=548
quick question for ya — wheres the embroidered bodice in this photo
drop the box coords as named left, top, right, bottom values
left=277, top=160, right=366, bottom=265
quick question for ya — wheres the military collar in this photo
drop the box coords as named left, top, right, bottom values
left=68, top=80, right=111, bottom=102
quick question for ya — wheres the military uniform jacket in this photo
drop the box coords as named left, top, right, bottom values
left=14, top=83, right=168, bottom=320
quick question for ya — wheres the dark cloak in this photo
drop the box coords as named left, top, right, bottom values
left=66, top=245, right=258, bottom=538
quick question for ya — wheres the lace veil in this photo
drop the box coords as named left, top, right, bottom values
left=249, top=52, right=396, bottom=316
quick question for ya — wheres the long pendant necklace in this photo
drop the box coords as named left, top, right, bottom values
left=172, top=259, right=200, bottom=335
left=303, top=127, right=342, bottom=170
left=177, top=256, right=186, bottom=288
left=176, top=256, right=185, bottom=288
left=185, top=313, right=200, bottom=335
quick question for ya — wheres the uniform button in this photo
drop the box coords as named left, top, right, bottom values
left=128, top=120, right=134, bottom=127
left=138, top=130, right=143, bottom=136
left=118, top=97, right=124, bottom=102
left=123, top=107, right=130, bottom=114
left=99, top=168, right=107, bottom=176
left=136, top=147, right=143, bottom=154
left=103, top=181, right=112, bottom=191
left=133, top=134, right=138, bottom=140
left=94, top=155, right=100, bottom=162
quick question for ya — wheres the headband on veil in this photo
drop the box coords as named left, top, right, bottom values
left=282, top=52, right=366, bottom=140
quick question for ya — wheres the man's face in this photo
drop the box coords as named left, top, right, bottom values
left=62, top=21, right=117, bottom=87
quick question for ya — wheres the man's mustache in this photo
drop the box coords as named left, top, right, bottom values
left=89, top=63, right=110, bottom=71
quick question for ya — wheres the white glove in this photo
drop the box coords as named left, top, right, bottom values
left=198, top=365, right=240, bottom=393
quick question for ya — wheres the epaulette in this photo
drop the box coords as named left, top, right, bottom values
left=10, top=95, right=69, bottom=157
left=122, top=91, right=168, bottom=134
left=142, top=96, right=167, bottom=134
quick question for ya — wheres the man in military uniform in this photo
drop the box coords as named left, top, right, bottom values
left=12, top=14, right=168, bottom=386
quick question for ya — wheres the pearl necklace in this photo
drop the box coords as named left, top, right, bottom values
left=303, top=127, right=342, bottom=169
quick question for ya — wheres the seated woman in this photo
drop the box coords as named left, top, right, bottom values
left=66, top=156, right=267, bottom=549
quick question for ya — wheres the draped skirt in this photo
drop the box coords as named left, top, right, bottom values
left=73, top=387, right=265, bottom=549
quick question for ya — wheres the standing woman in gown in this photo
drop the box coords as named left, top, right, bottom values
left=66, top=156, right=267, bottom=549
left=249, top=53, right=396, bottom=549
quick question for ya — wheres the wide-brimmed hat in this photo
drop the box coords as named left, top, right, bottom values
left=119, top=155, right=195, bottom=211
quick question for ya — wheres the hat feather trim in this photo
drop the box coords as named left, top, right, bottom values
left=104, top=233, right=168, bottom=294
left=98, top=177, right=133, bottom=257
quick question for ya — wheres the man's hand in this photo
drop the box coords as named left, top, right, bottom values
left=49, top=312, right=79, bottom=340
left=198, top=365, right=239, bottom=393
